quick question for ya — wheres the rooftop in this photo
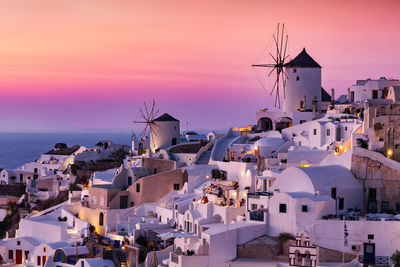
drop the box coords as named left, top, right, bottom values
left=284, top=48, right=321, bottom=68
left=45, top=144, right=80, bottom=156
left=153, top=113, right=179, bottom=122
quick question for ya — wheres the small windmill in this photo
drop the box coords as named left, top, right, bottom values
left=252, top=23, right=290, bottom=109
left=133, top=100, right=159, bottom=142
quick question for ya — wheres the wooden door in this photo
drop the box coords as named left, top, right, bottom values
left=16, top=249, right=22, bottom=264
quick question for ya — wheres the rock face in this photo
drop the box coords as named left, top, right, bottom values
left=237, top=235, right=281, bottom=259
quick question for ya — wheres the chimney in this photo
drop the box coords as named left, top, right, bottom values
left=347, top=88, right=351, bottom=102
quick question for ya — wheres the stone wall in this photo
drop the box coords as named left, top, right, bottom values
left=351, top=147, right=400, bottom=213
left=0, top=184, right=26, bottom=197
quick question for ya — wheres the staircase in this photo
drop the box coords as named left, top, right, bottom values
left=211, top=136, right=238, bottom=162
left=103, top=248, right=127, bottom=267
left=196, top=151, right=211, bottom=164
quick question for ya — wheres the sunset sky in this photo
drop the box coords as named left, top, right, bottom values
left=0, top=0, right=399, bottom=132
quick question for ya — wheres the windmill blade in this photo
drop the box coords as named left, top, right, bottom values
left=268, top=67, right=276, bottom=77
left=252, top=64, right=275, bottom=67
left=133, top=121, right=147, bottom=124
left=279, top=24, right=285, bottom=62
left=140, top=124, right=149, bottom=139
left=144, top=101, right=150, bottom=119
left=269, top=52, right=278, bottom=64
left=139, top=108, right=148, bottom=122
left=149, top=99, right=156, bottom=119
left=270, top=79, right=278, bottom=96
left=283, top=35, right=289, bottom=63
left=149, top=125, right=158, bottom=136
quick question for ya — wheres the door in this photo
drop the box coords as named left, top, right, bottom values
left=120, top=196, right=128, bottom=209
left=16, top=249, right=22, bottom=264
left=24, top=250, right=29, bottom=262
left=363, top=243, right=375, bottom=264
left=42, top=255, right=47, bottom=266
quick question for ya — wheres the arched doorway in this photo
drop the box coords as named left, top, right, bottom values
left=257, top=117, right=273, bottom=132
left=99, top=212, right=104, bottom=226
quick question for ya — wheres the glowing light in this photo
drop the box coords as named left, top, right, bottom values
left=299, top=164, right=310, bottom=168
left=388, top=149, right=393, bottom=158
left=339, top=145, right=344, bottom=150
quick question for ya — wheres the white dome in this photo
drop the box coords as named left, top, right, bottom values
left=255, top=137, right=285, bottom=149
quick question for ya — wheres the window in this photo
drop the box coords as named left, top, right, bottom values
left=350, top=91, right=355, bottom=102
left=44, top=247, right=46, bottom=252
left=194, top=224, right=197, bottom=234
left=368, top=234, right=374, bottom=240
left=381, top=201, right=389, bottom=213
left=293, top=68, right=297, bottom=73
left=92, top=196, right=97, bottom=205
left=296, top=76, right=300, bottom=81
left=251, top=204, right=257, bottom=210
left=396, top=203, right=400, bottom=212
left=300, top=120, right=306, bottom=124
left=326, top=129, right=330, bottom=136
left=338, top=198, right=344, bottom=210
left=8, top=250, right=13, bottom=260
left=313, top=129, right=317, bottom=135
left=331, top=188, right=337, bottom=199
left=173, top=184, right=180, bottom=190
left=99, top=212, right=104, bottom=226
left=17, top=241, right=20, bottom=246
left=260, top=205, right=264, bottom=209
left=37, top=256, right=41, bottom=265
left=368, top=188, right=377, bottom=200
left=128, top=176, right=132, bottom=186
left=154, top=168, right=157, bottom=174
left=136, top=183, right=140, bottom=193
left=34, top=168, right=38, bottom=173
left=100, top=197, right=104, bottom=207
left=345, top=127, right=348, bottom=131
left=131, top=202, right=134, bottom=207
left=279, top=203, right=287, bottom=213
left=301, top=205, right=308, bottom=212
left=81, top=261, right=84, bottom=267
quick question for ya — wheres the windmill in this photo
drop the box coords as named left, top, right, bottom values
left=133, top=100, right=159, bottom=143
left=252, top=23, right=289, bottom=109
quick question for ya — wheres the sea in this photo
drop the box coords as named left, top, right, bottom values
left=0, top=132, right=132, bottom=170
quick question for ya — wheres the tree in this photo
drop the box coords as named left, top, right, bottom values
left=390, top=250, right=400, bottom=267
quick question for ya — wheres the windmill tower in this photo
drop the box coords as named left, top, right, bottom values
left=253, top=23, right=322, bottom=114
left=283, top=48, right=322, bottom=113
left=134, top=100, right=180, bottom=153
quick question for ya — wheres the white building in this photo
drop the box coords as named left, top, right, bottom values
left=348, top=77, right=400, bottom=103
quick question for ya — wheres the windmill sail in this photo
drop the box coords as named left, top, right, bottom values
left=252, top=23, right=289, bottom=109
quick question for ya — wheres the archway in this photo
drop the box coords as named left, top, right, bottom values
left=99, top=212, right=104, bottom=226
left=257, top=117, right=273, bottom=132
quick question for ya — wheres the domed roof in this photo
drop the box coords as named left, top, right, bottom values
left=255, top=137, right=285, bottom=148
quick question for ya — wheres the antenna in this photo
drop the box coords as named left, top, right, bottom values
left=252, top=23, right=290, bottom=109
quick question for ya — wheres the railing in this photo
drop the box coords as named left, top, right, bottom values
left=358, top=255, right=389, bottom=265
left=171, top=253, right=179, bottom=264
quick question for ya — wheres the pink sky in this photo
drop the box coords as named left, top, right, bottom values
left=0, top=0, right=399, bottom=131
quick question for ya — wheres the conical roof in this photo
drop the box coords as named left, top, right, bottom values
left=284, top=48, right=321, bottom=68
left=153, top=113, right=179, bottom=122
